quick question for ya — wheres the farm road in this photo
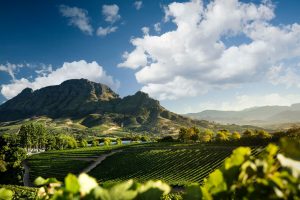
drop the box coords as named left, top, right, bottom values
left=81, top=149, right=123, bottom=173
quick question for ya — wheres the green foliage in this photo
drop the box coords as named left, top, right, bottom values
left=140, top=136, right=150, bottom=142
left=200, top=129, right=214, bottom=143
left=0, top=136, right=27, bottom=184
left=183, top=143, right=300, bottom=199
left=103, top=138, right=111, bottom=146
left=35, top=173, right=170, bottom=200
left=178, top=127, right=189, bottom=142
left=178, top=127, right=200, bottom=142
left=280, top=137, right=300, bottom=161
left=116, top=138, right=122, bottom=145
left=216, top=130, right=230, bottom=141
left=256, top=129, right=271, bottom=139
left=159, top=136, right=174, bottom=142
left=242, top=129, right=256, bottom=137
left=18, top=123, right=48, bottom=150
left=0, top=188, right=13, bottom=200
left=231, top=131, right=241, bottom=140
left=80, top=139, right=88, bottom=147
left=0, top=185, right=37, bottom=200
left=92, top=140, right=99, bottom=147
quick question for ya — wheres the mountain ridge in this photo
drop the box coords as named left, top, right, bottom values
left=0, top=79, right=204, bottom=133
left=0, top=79, right=259, bottom=133
left=184, top=104, right=300, bottom=128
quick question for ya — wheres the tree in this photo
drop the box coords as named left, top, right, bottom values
left=243, top=129, right=256, bottom=137
left=0, top=144, right=26, bottom=184
left=116, top=138, right=122, bottom=145
left=256, top=129, right=271, bottom=139
left=178, top=127, right=190, bottom=142
left=46, top=135, right=56, bottom=150
left=18, top=123, right=48, bottom=151
left=103, top=138, right=111, bottom=146
left=231, top=131, right=241, bottom=140
left=200, top=129, right=214, bottom=143
left=216, top=130, right=230, bottom=141
left=189, top=127, right=200, bottom=142
left=80, top=139, right=88, bottom=147
left=92, top=140, right=99, bottom=147
left=140, top=136, right=150, bottom=142
left=18, top=124, right=31, bottom=151
left=37, top=124, right=47, bottom=150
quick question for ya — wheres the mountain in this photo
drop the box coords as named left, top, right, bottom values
left=1, top=79, right=247, bottom=134
left=0, top=79, right=119, bottom=120
left=185, top=104, right=300, bottom=128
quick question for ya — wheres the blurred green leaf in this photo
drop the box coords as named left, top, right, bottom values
left=0, top=188, right=13, bottom=200
left=65, top=173, right=80, bottom=193
left=204, top=170, right=227, bottom=194
left=183, top=183, right=212, bottom=200
left=78, top=173, right=98, bottom=195
left=34, top=176, right=47, bottom=186
left=136, top=180, right=171, bottom=200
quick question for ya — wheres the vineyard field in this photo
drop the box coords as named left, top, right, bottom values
left=26, top=146, right=120, bottom=182
left=89, top=145, right=263, bottom=186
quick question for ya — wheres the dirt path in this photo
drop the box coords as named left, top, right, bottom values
left=81, top=150, right=123, bottom=173
left=23, top=160, right=32, bottom=187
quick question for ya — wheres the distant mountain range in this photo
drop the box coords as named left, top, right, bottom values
left=0, top=79, right=254, bottom=134
left=184, top=104, right=300, bottom=128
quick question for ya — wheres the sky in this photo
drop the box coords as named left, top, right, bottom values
left=1, top=0, right=300, bottom=114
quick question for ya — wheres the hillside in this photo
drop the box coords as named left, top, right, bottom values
left=0, top=79, right=252, bottom=134
left=185, top=104, right=300, bottom=128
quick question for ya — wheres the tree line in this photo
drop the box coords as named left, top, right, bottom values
left=177, top=127, right=271, bottom=143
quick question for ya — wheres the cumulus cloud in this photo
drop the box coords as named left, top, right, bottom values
left=97, top=26, right=118, bottom=36
left=1, top=60, right=120, bottom=99
left=118, top=0, right=300, bottom=100
left=134, top=1, right=143, bottom=10
left=59, top=5, right=93, bottom=35
left=102, top=4, right=121, bottom=23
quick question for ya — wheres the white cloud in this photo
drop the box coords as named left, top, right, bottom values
left=134, top=1, right=143, bottom=10
left=102, top=4, right=121, bottom=24
left=96, top=26, right=118, bottom=36
left=182, top=93, right=300, bottom=113
left=154, top=23, right=161, bottom=33
left=118, top=0, right=300, bottom=100
left=59, top=5, right=93, bottom=35
left=34, top=64, right=53, bottom=76
left=0, top=63, right=24, bottom=80
left=268, top=64, right=300, bottom=88
left=141, top=27, right=149, bottom=35
left=1, top=60, right=120, bottom=99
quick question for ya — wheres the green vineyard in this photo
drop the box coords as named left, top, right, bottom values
left=26, top=143, right=264, bottom=187
left=27, top=146, right=117, bottom=182
left=89, top=145, right=263, bottom=186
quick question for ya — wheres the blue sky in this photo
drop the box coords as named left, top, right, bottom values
left=1, top=0, right=300, bottom=114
